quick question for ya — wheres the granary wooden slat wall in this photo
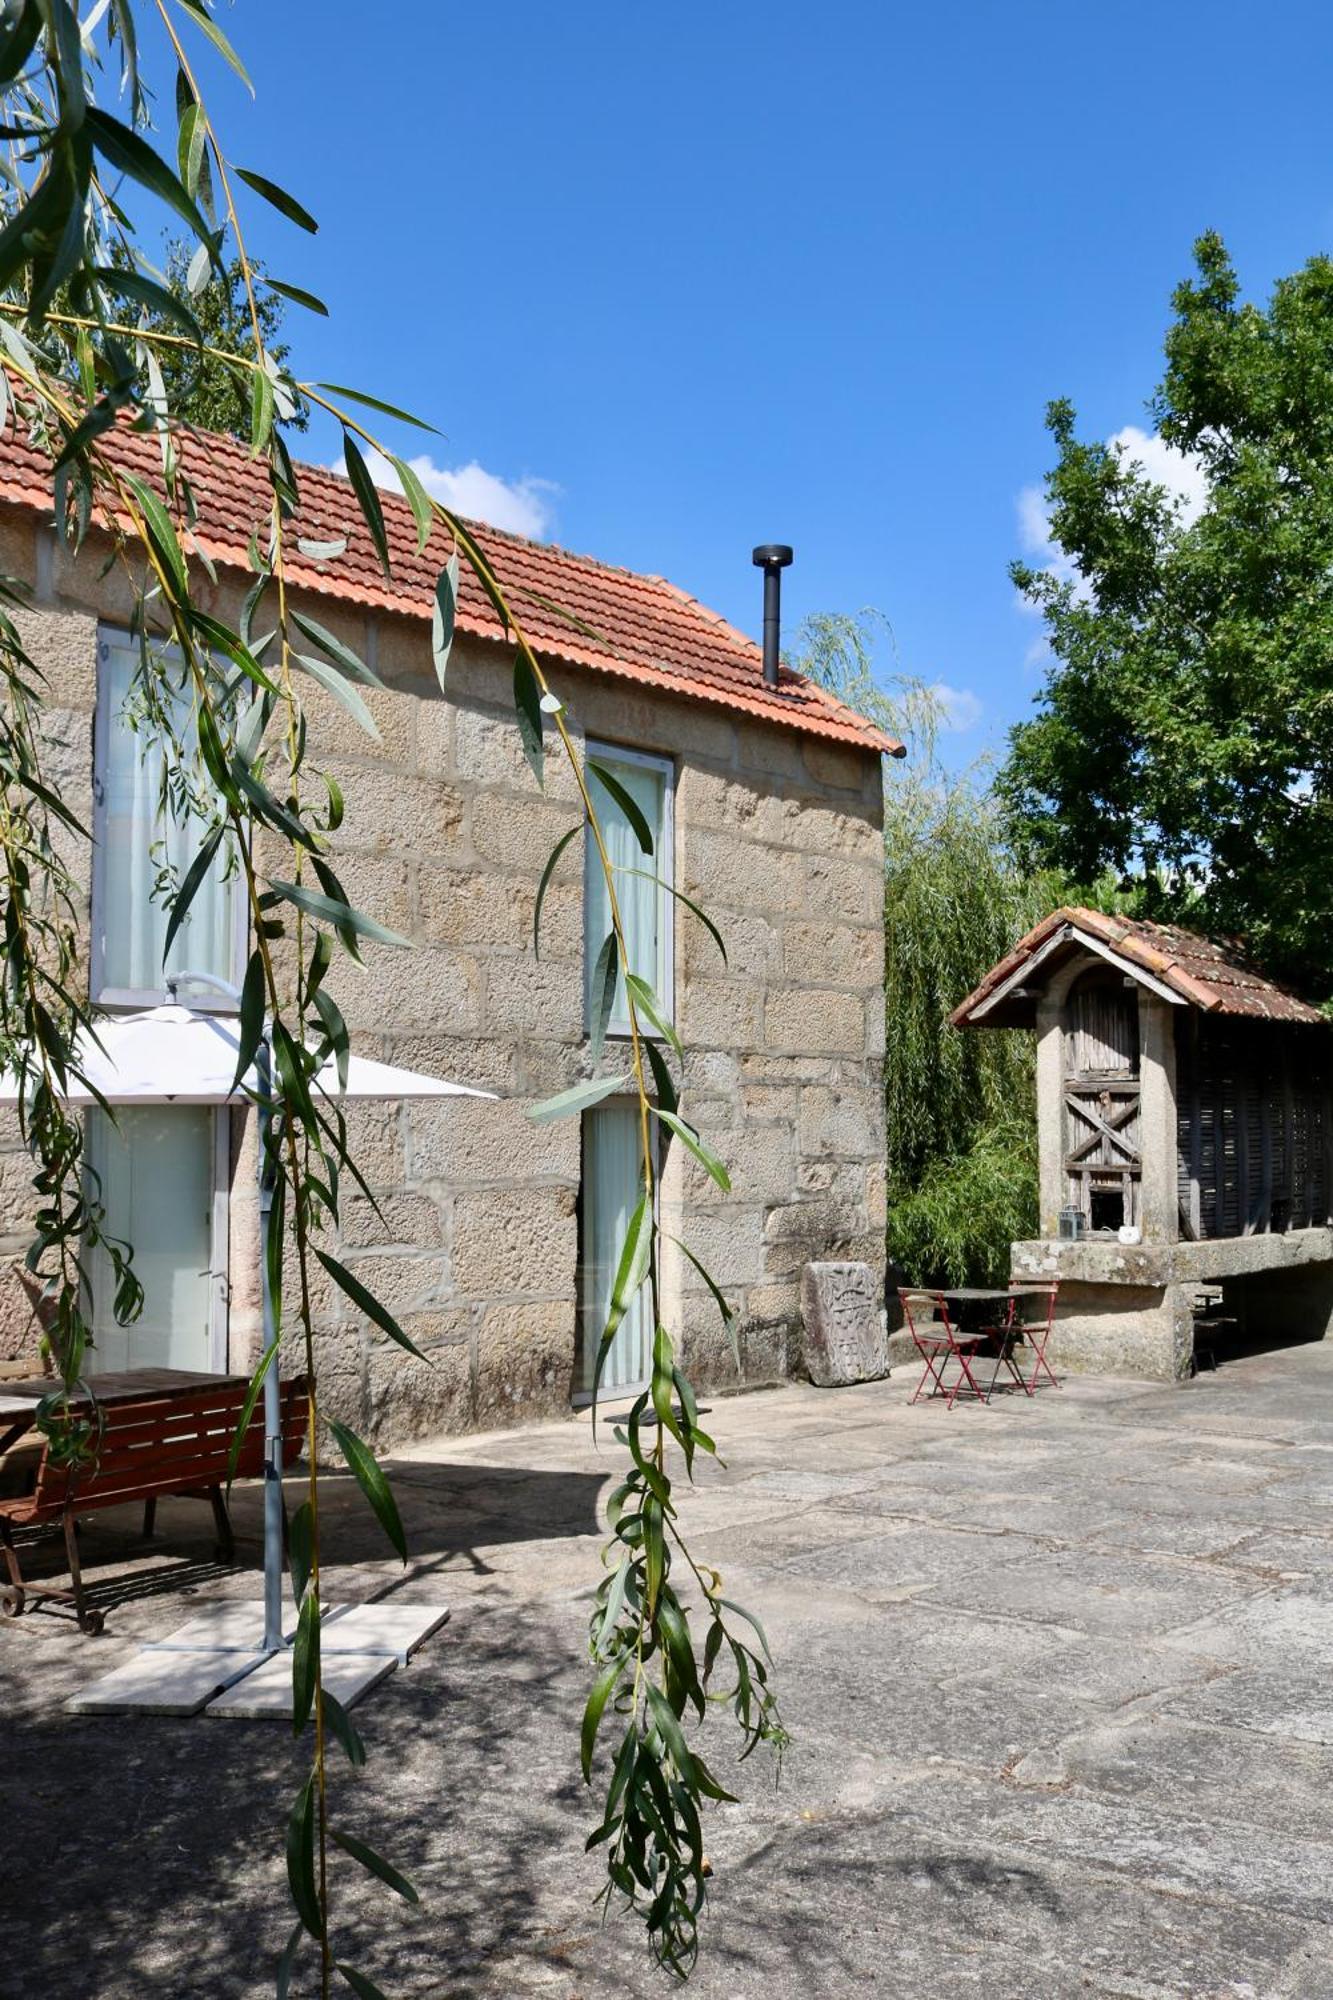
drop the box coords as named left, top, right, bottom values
left=1175, top=1018, right=1332, bottom=1240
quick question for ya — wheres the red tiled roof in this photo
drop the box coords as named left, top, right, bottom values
left=0, top=422, right=899, bottom=757
left=951, top=907, right=1327, bottom=1028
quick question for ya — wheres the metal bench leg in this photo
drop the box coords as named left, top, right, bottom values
left=0, top=1517, right=25, bottom=1617
left=142, top=1496, right=157, bottom=1539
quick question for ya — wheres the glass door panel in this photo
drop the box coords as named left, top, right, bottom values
left=86, top=1106, right=215, bottom=1372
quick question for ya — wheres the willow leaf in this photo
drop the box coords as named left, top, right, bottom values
left=589, top=759, right=654, bottom=854
left=588, top=931, right=617, bottom=1063
left=533, top=823, right=579, bottom=959
left=293, top=650, right=380, bottom=741
left=330, top=1419, right=407, bottom=1563
left=291, top=1590, right=319, bottom=1735
left=267, top=878, right=409, bottom=949
left=315, top=1249, right=430, bottom=1362
left=316, top=382, right=438, bottom=432
left=432, top=553, right=458, bottom=688
left=624, top=972, right=682, bottom=1061
left=392, top=453, right=433, bottom=550
left=224, top=1332, right=278, bottom=1492
left=594, top=1193, right=653, bottom=1401
left=331, top=1828, right=421, bottom=1905
left=621, top=867, right=727, bottom=966
left=513, top=651, right=543, bottom=785
left=268, top=276, right=328, bottom=316
left=161, top=824, right=222, bottom=964
left=335, top=1967, right=391, bottom=2000
left=528, top=1073, right=623, bottom=1122
left=174, top=0, right=255, bottom=92
left=581, top=1650, right=626, bottom=1782
left=656, top=1110, right=730, bottom=1191
left=343, top=433, right=390, bottom=576
left=286, top=1775, right=323, bottom=1939
left=642, top=1037, right=678, bottom=1119
left=236, top=164, right=317, bottom=232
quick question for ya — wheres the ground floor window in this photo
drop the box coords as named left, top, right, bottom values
left=85, top=1106, right=227, bottom=1373
left=578, top=1100, right=652, bottom=1400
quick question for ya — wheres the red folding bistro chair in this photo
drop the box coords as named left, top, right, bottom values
left=982, top=1282, right=1060, bottom=1395
left=899, top=1289, right=994, bottom=1410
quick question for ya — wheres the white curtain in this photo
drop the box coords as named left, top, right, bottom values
left=85, top=1106, right=215, bottom=1371
left=99, top=635, right=236, bottom=998
left=581, top=1101, right=650, bottom=1394
left=585, top=755, right=666, bottom=1032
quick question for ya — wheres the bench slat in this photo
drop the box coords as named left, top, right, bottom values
left=0, top=1380, right=308, bottom=1528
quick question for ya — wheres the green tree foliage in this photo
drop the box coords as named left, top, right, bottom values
left=128, top=240, right=308, bottom=436
left=792, top=612, right=1058, bottom=1283
left=1003, top=231, right=1333, bottom=997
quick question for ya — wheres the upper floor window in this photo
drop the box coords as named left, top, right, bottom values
left=92, top=628, right=244, bottom=1008
left=584, top=744, right=673, bottom=1036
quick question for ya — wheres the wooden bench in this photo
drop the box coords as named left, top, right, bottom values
left=0, top=1374, right=309, bottom=1634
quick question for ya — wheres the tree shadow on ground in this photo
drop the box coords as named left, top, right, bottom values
left=5, top=1459, right=610, bottom=1624
left=1, top=1463, right=612, bottom=2000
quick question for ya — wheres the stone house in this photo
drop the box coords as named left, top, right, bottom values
left=0, top=424, right=895, bottom=1440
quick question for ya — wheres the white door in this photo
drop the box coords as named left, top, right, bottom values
left=86, top=1106, right=218, bottom=1372
left=580, top=1101, right=651, bottom=1399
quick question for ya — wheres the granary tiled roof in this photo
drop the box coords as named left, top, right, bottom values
left=0, top=422, right=900, bottom=758
left=951, top=907, right=1327, bottom=1029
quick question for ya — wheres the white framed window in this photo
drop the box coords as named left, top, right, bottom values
left=577, top=1098, right=656, bottom=1401
left=85, top=1105, right=229, bottom=1373
left=91, top=626, right=246, bottom=1009
left=584, top=743, right=674, bottom=1038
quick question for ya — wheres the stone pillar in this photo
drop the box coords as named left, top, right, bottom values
left=1035, top=995, right=1065, bottom=1236
left=1138, top=992, right=1180, bottom=1244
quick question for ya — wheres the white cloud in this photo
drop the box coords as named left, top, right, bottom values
left=1017, top=484, right=1053, bottom=557
left=1015, top=485, right=1083, bottom=607
left=1014, top=427, right=1207, bottom=675
left=1016, top=425, right=1207, bottom=597
left=1107, top=424, right=1208, bottom=525
left=331, top=447, right=558, bottom=540
left=930, top=681, right=983, bottom=732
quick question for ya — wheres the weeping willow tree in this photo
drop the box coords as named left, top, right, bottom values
left=0, top=4, right=784, bottom=1992
left=793, top=611, right=1059, bottom=1284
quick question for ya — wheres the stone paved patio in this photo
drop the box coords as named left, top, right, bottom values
left=7, top=1340, right=1333, bottom=1998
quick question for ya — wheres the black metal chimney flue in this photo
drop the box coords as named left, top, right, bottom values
left=752, top=543, right=793, bottom=687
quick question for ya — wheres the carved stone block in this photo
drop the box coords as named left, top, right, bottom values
left=800, top=1261, right=889, bottom=1387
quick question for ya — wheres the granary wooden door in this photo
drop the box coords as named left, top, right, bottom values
left=1063, top=973, right=1142, bottom=1232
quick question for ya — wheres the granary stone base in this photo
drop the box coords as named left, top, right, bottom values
left=1035, top=1278, right=1196, bottom=1382
left=1012, top=1229, right=1333, bottom=1383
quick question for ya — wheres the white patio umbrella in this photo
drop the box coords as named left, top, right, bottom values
left=0, top=992, right=494, bottom=1653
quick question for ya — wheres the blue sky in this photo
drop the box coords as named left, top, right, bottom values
left=152, top=1, right=1333, bottom=767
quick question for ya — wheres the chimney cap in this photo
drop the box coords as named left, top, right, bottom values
left=752, top=543, right=793, bottom=570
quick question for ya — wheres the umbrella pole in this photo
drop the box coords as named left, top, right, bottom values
left=167, top=971, right=286, bottom=1654
left=257, top=1035, right=285, bottom=1656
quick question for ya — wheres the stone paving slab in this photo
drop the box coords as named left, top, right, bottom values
left=206, top=1648, right=396, bottom=1718
left=67, top=1646, right=255, bottom=1716
left=7, top=1342, right=1333, bottom=1996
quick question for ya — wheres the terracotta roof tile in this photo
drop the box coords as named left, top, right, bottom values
left=0, top=422, right=899, bottom=758
left=951, top=907, right=1327, bottom=1028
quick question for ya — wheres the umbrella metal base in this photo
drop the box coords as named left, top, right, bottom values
left=66, top=1601, right=451, bottom=1717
